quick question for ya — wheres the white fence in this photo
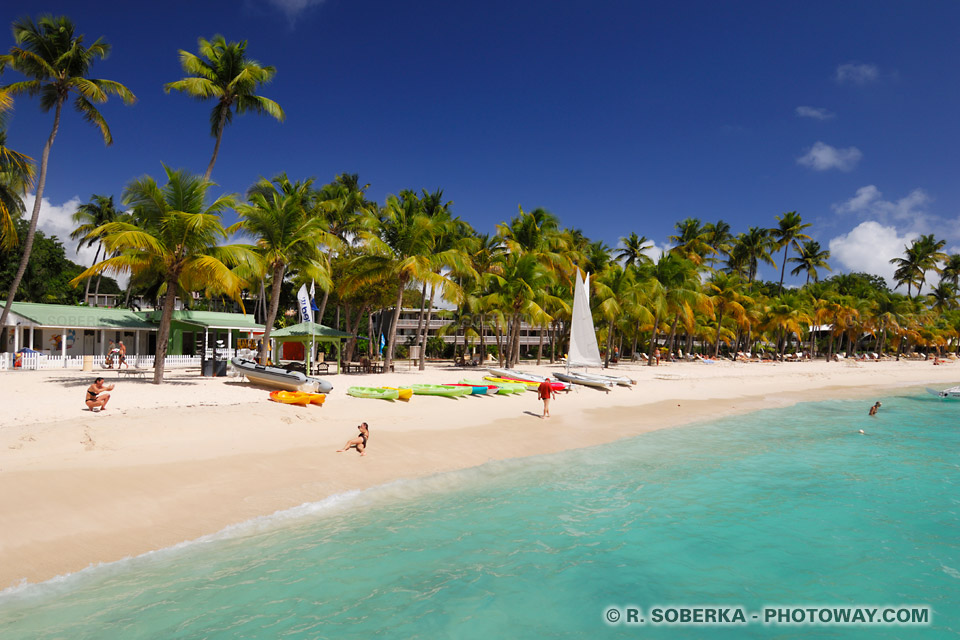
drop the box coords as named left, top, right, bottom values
left=2, top=353, right=208, bottom=371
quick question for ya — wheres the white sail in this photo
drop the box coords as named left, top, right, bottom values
left=567, top=271, right=602, bottom=368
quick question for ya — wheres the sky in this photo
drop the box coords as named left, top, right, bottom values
left=3, top=0, right=959, bottom=287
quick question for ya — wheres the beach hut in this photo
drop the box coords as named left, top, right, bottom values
left=138, top=309, right=265, bottom=356
left=269, top=321, right=353, bottom=374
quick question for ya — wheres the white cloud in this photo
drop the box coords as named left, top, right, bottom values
left=796, top=106, right=835, bottom=120
left=797, top=141, right=862, bottom=171
left=828, top=221, right=917, bottom=288
left=832, top=185, right=933, bottom=229
left=835, top=62, right=880, bottom=85
left=23, top=193, right=129, bottom=288
left=266, top=0, right=325, bottom=22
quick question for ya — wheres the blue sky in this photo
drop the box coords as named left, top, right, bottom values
left=4, top=1, right=959, bottom=286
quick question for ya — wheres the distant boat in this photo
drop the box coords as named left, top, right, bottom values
left=926, top=386, right=960, bottom=399
left=231, top=357, right=333, bottom=393
left=554, top=371, right=615, bottom=390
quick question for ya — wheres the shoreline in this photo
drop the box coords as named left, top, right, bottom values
left=2, top=359, right=958, bottom=588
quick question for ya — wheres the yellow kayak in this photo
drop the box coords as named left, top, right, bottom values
left=270, top=390, right=326, bottom=406
left=484, top=376, right=538, bottom=390
left=384, top=386, right=413, bottom=401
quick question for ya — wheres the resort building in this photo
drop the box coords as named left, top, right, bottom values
left=374, top=308, right=549, bottom=349
left=1, top=302, right=263, bottom=359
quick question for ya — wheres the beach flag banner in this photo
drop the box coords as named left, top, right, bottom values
left=379, top=333, right=385, bottom=355
left=297, top=284, right=313, bottom=324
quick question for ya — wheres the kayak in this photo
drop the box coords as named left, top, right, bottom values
left=484, top=376, right=538, bottom=390
left=348, top=386, right=400, bottom=401
left=462, top=378, right=526, bottom=394
left=487, top=368, right=570, bottom=391
left=269, top=390, right=326, bottom=406
left=446, top=383, right=497, bottom=395
left=384, top=386, right=414, bottom=400
left=409, top=383, right=471, bottom=397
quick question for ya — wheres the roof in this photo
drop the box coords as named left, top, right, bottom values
left=141, top=309, right=265, bottom=330
left=5, top=302, right=157, bottom=329
left=270, top=321, right=353, bottom=340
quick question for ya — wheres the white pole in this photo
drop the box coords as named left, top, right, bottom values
left=61, top=327, right=66, bottom=365
left=29, top=326, right=34, bottom=350
left=14, top=324, right=19, bottom=353
left=135, top=331, right=140, bottom=356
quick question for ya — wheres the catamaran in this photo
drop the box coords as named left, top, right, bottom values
left=926, top=386, right=960, bottom=399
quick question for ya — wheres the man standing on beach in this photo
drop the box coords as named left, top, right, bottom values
left=538, top=378, right=556, bottom=419
left=118, top=340, right=127, bottom=369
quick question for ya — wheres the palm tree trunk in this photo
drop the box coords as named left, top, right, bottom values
left=153, top=275, right=179, bottom=384
left=537, top=323, right=543, bottom=366
left=204, top=108, right=229, bottom=182
left=0, top=98, right=64, bottom=329
left=413, top=283, right=428, bottom=356
left=418, top=287, right=436, bottom=371
left=604, top=325, right=614, bottom=368
left=647, top=311, right=660, bottom=365
left=384, top=281, right=406, bottom=371
left=316, top=289, right=330, bottom=324
left=778, top=245, right=789, bottom=294
left=258, top=264, right=286, bottom=365
left=713, top=311, right=725, bottom=358
left=666, top=313, right=679, bottom=358
left=84, top=243, right=102, bottom=302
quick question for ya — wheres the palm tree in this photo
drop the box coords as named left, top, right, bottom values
left=941, top=254, right=960, bottom=288
left=70, top=167, right=254, bottom=384
left=232, top=174, right=335, bottom=364
left=0, top=123, right=34, bottom=250
left=616, top=232, right=653, bottom=267
left=70, top=194, right=120, bottom=302
left=353, top=191, right=449, bottom=371
left=165, top=35, right=284, bottom=181
left=771, top=211, right=811, bottom=293
left=704, top=272, right=748, bottom=358
left=732, top=227, right=776, bottom=283
left=669, top=217, right=713, bottom=265
left=702, top=219, right=734, bottom=268
left=0, top=15, right=135, bottom=329
left=640, top=253, right=702, bottom=365
left=788, top=240, right=831, bottom=285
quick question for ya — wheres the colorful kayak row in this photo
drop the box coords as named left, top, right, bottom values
left=345, top=379, right=530, bottom=401
left=269, top=390, right=326, bottom=406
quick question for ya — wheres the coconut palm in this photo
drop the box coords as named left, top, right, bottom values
left=702, top=219, right=734, bottom=268
left=788, top=240, right=831, bottom=285
left=941, top=254, right=960, bottom=288
left=165, top=35, right=284, bottom=181
left=731, top=227, right=776, bottom=283
left=0, top=15, right=135, bottom=328
left=0, top=123, right=34, bottom=250
left=616, top=232, right=653, bottom=267
left=771, top=211, right=811, bottom=293
left=352, top=191, right=451, bottom=371
left=70, top=194, right=121, bottom=302
left=640, top=253, right=702, bottom=365
left=70, top=167, right=254, bottom=384
left=669, top=217, right=713, bottom=265
left=704, top=272, right=748, bottom=358
left=232, top=174, right=336, bottom=364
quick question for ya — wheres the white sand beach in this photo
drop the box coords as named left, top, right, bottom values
left=1, top=358, right=958, bottom=587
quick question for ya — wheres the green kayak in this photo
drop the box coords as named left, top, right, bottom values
left=409, top=383, right=471, bottom=397
left=461, top=378, right=526, bottom=394
left=348, top=386, right=400, bottom=400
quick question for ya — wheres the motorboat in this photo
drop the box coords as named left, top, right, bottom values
left=230, top=357, right=333, bottom=393
left=926, top=386, right=960, bottom=399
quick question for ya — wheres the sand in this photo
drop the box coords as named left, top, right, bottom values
left=1, top=356, right=958, bottom=588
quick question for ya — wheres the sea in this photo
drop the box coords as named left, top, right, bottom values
left=1, top=390, right=958, bottom=639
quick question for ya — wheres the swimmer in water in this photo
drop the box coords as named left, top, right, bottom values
left=868, top=401, right=881, bottom=416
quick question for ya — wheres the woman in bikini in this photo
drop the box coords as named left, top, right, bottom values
left=85, top=377, right=114, bottom=411
left=337, top=422, right=370, bottom=456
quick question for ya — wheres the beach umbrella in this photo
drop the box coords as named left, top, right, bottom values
left=16, top=347, right=40, bottom=353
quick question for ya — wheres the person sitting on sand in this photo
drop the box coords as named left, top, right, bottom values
left=868, top=401, right=881, bottom=416
left=337, top=422, right=370, bottom=456
left=85, top=377, right=114, bottom=412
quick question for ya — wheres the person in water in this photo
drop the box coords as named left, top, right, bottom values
left=337, top=422, right=370, bottom=456
left=868, top=401, right=881, bottom=416
left=538, top=377, right=556, bottom=418
left=85, top=377, right=115, bottom=411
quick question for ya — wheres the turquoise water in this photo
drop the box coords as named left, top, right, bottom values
left=1, top=392, right=958, bottom=639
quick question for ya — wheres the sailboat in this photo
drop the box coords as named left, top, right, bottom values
left=554, top=271, right=635, bottom=389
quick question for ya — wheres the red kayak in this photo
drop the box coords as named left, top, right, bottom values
left=498, top=376, right=566, bottom=392
left=446, top=383, right=498, bottom=395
